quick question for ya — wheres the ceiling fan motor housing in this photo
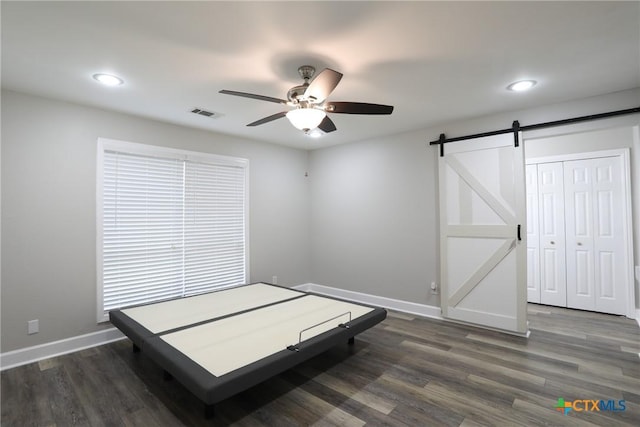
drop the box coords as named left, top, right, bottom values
left=297, top=65, right=316, bottom=81
left=287, top=65, right=316, bottom=103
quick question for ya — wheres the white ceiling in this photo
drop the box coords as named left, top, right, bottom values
left=2, top=1, right=639, bottom=150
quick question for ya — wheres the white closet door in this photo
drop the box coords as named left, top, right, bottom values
left=439, top=133, right=527, bottom=334
left=525, top=164, right=540, bottom=303
left=537, top=162, right=567, bottom=307
left=564, top=159, right=596, bottom=311
left=564, top=157, right=627, bottom=315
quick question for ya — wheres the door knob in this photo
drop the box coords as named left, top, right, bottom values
left=577, top=242, right=583, bottom=246
left=550, top=241, right=555, bottom=245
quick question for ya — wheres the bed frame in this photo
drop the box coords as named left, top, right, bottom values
left=109, top=283, right=387, bottom=417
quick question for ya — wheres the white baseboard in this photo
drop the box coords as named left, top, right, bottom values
left=636, top=309, right=640, bottom=329
left=1, top=328, right=125, bottom=371
left=295, top=283, right=442, bottom=319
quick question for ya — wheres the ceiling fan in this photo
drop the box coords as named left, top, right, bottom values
left=219, top=65, right=393, bottom=134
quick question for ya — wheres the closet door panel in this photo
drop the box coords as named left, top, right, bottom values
left=591, top=157, right=627, bottom=315
left=565, top=160, right=596, bottom=311
left=537, top=163, right=566, bottom=307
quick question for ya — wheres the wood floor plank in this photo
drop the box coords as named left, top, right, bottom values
left=270, top=376, right=366, bottom=427
left=445, top=331, right=582, bottom=376
left=466, top=374, right=557, bottom=409
left=389, top=402, right=464, bottom=427
left=422, top=380, right=551, bottom=427
left=293, top=365, right=397, bottom=415
left=282, top=367, right=407, bottom=427
left=466, top=330, right=639, bottom=375
left=62, top=356, right=132, bottom=425
left=379, top=373, right=522, bottom=426
left=461, top=334, right=640, bottom=398
left=400, top=339, right=548, bottom=386
left=2, top=362, right=55, bottom=426
left=43, top=365, right=90, bottom=426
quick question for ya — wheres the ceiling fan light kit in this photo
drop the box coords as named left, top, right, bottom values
left=285, top=108, right=326, bottom=131
left=220, top=65, right=394, bottom=135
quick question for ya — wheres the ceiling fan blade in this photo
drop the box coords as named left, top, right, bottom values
left=219, top=90, right=288, bottom=105
left=246, top=111, right=288, bottom=127
left=317, top=116, right=337, bottom=133
left=304, top=68, right=343, bottom=103
left=326, top=102, right=394, bottom=115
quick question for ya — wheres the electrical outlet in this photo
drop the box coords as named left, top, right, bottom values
left=272, top=276, right=278, bottom=285
left=28, top=319, right=39, bottom=335
left=430, top=281, right=438, bottom=294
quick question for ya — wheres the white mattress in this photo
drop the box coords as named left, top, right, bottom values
left=121, top=283, right=302, bottom=333
left=160, top=295, right=374, bottom=376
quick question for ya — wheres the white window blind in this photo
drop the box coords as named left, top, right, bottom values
left=97, top=139, right=248, bottom=321
left=184, top=161, right=246, bottom=294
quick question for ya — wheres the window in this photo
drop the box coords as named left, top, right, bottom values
left=97, top=138, right=248, bottom=322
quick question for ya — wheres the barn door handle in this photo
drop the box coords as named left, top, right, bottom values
left=517, top=224, right=522, bottom=241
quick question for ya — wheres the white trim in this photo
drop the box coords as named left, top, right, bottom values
left=98, top=138, right=248, bottom=168
left=0, top=328, right=125, bottom=371
left=636, top=309, right=640, bottom=329
left=526, top=148, right=631, bottom=165
left=294, top=283, right=442, bottom=319
left=96, top=140, right=106, bottom=322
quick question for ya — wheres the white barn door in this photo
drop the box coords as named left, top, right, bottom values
left=439, top=133, right=527, bottom=334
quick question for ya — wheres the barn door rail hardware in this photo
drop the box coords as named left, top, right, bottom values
left=430, top=106, right=640, bottom=157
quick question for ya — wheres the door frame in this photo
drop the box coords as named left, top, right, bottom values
left=526, top=148, right=635, bottom=318
left=525, top=164, right=541, bottom=304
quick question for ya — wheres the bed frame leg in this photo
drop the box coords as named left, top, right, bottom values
left=205, top=403, right=215, bottom=419
left=348, top=337, right=355, bottom=345
left=132, top=343, right=140, bottom=353
left=163, top=370, right=173, bottom=381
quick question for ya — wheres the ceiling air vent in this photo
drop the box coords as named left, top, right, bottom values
left=191, top=108, right=220, bottom=118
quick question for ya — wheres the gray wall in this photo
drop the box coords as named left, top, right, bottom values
left=308, top=88, right=640, bottom=308
left=1, top=90, right=310, bottom=352
left=309, top=130, right=439, bottom=304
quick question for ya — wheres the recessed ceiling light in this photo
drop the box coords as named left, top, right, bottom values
left=507, top=80, right=536, bottom=92
left=93, top=73, right=124, bottom=86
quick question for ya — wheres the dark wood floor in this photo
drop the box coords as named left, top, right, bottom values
left=2, top=304, right=639, bottom=426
